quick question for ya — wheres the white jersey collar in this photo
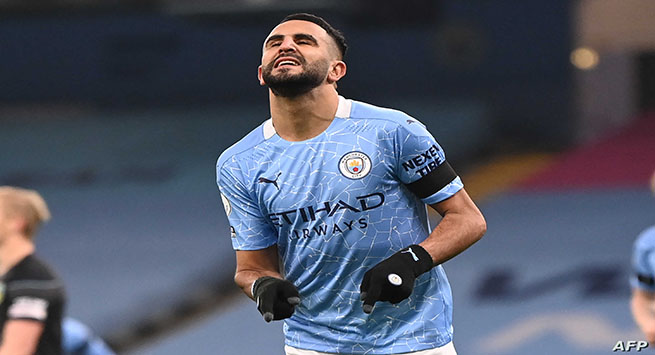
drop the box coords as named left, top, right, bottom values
left=263, top=95, right=352, bottom=140
left=335, top=95, right=352, bottom=119
left=263, top=118, right=276, bottom=140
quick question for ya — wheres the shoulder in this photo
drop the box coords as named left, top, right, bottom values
left=7, top=255, right=59, bottom=281
left=4, top=255, right=64, bottom=295
left=346, top=98, right=430, bottom=136
left=216, top=120, right=271, bottom=173
left=348, top=99, right=412, bottom=124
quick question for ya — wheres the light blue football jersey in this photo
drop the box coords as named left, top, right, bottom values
left=632, top=225, right=655, bottom=291
left=217, top=96, right=463, bottom=354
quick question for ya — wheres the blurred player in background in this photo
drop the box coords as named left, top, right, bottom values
left=631, top=170, right=655, bottom=343
left=217, top=13, right=486, bottom=355
left=0, top=186, right=65, bottom=355
left=62, top=317, right=115, bottom=355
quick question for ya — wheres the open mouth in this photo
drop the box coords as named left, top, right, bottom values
left=274, top=57, right=301, bottom=68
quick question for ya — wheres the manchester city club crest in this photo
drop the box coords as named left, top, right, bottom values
left=339, top=151, right=372, bottom=179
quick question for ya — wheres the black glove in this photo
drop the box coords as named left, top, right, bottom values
left=360, top=244, right=433, bottom=314
left=252, top=276, right=300, bottom=322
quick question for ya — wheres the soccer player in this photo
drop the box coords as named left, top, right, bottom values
left=631, top=171, right=655, bottom=343
left=216, top=13, right=486, bottom=355
left=0, top=186, right=66, bottom=355
left=62, top=317, right=115, bottom=355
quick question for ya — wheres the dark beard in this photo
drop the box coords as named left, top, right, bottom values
left=262, top=58, right=329, bottom=98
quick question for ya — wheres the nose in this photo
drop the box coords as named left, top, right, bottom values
left=278, top=36, right=297, bottom=53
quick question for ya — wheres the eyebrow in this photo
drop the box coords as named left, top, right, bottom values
left=264, top=33, right=319, bottom=47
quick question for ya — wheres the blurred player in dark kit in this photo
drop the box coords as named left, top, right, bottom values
left=0, top=187, right=65, bottom=355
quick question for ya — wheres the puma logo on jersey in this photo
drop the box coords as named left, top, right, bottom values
left=258, top=172, right=281, bottom=190
left=401, top=247, right=419, bottom=261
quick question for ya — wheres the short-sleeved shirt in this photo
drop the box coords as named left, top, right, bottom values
left=632, top=225, right=655, bottom=291
left=0, top=254, right=66, bottom=355
left=217, top=96, right=463, bottom=354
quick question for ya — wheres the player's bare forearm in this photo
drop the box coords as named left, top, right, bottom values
left=420, top=189, right=486, bottom=265
left=235, top=246, right=300, bottom=323
left=235, top=245, right=283, bottom=300
left=235, top=269, right=285, bottom=300
left=0, top=320, right=43, bottom=355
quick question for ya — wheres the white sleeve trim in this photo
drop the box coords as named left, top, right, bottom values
left=422, top=176, right=464, bottom=205
left=7, top=297, right=49, bottom=321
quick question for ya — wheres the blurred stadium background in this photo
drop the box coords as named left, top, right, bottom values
left=1, top=0, right=654, bottom=354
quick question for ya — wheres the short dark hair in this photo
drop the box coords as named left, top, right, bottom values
left=280, top=13, right=348, bottom=59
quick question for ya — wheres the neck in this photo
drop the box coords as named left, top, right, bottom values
left=0, top=234, right=34, bottom=275
left=269, top=85, right=339, bottom=141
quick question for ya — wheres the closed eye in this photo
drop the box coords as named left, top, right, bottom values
left=294, top=34, right=317, bottom=46
left=267, top=40, right=282, bottom=48
left=264, top=34, right=284, bottom=49
left=264, top=33, right=318, bottom=48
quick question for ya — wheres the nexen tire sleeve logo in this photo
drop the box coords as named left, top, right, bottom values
left=339, top=151, right=371, bottom=179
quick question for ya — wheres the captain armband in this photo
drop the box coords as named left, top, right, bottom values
left=405, top=161, right=458, bottom=199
